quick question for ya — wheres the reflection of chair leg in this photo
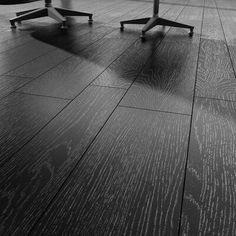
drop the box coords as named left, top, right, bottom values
left=157, top=17, right=194, bottom=31
left=140, top=16, right=194, bottom=39
left=16, top=9, right=39, bottom=16
left=120, top=0, right=194, bottom=41
left=48, top=8, right=66, bottom=28
left=55, top=8, right=93, bottom=24
left=121, top=15, right=194, bottom=39
left=120, top=17, right=150, bottom=31
left=10, top=8, right=47, bottom=28
left=142, top=16, right=159, bottom=33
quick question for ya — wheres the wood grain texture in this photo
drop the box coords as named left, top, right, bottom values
left=0, top=93, right=68, bottom=167
left=201, top=8, right=224, bottom=41
left=196, top=39, right=236, bottom=101
left=0, top=75, right=32, bottom=99
left=196, top=8, right=236, bottom=101
left=106, top=1, right=153, bottom=28
left=219, top=9, right=236, bottom=79
left=0, top=40, right=55, bottom=75
left=17, top=31, right=137, bottom=99
left=215, top=0, right=236, bottom=10
left=32, top=106, right=190, bottom=236
left=180, top=97, right=236, bottom=235
left=4, top=24, right=115, bottom=78
left=187, top=0, right=204, bottom=7
left=121, top=6, right=203, bottom=115
left=0, top=35, right=33, bottom=54
left=94, top=0, right=148, bottom=23
left=205, top=0, right=216, bottom=8
left=92, top=39, right=156, bottom=89
left=0, top=86, right=124, bottom=236
left=0, top=16, right=29, bottom=43
left=160, top=0, right=188, bottom=5
left=4, top=0, right=154, bottom=79
left=92, top=5, right=171, bottom=89
left=4, top=49, right=72, bottom=78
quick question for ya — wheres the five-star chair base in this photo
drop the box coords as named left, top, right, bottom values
left=10, top=4, right=93, bottom=28
left=120, top=15, right=194, bottom=40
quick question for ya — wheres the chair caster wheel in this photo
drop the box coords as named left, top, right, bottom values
left=61, top=22, right=67, bottom=29
left=189, top=28, right=194, bottom=37
left=10, top=21, right=16, bottom=29
left=88, top=15, right=93, bottom=25
left=189, top=32, right=193, bottom=37
left=140, top=32, right=146, bottom=41
left=120, top=23, right=124, bottom=31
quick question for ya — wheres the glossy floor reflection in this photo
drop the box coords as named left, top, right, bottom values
left=0, top=0, right=236, bottom=235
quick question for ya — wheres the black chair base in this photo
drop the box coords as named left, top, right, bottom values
left=120, top=15, right=194, bottom=40
left=120, top=0, right=194, bottom=40
left=10, top=1, right=93, bottom=28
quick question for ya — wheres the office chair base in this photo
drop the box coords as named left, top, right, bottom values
left=10, top=5, right=93, bottom=28
left=120, top=15, right=194, bottom=40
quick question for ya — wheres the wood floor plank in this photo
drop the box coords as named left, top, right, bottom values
left=0, top=86, right=125, bottom=236
left=4, top=0, right=154, bottom=79
left=92, top=38, right=157, bottom=89
left=0, top=35, right=33, bottom=54
left=219, top=9, right=236, bottom=79
left=121, top=6, right=203, bottom=115
left=4, top=49, right=72, bottom=79
left=188, top=0, right=204, bottom=7
left=215, top=0, right=236, bottom=10
left=0, top=75, right=32, bottom=99
left=161, top=0, right=188, bottom=5
left=196, top=8, right=236, bottom=101
left=95, top=0, right=147, bottom=23
left=17, top=30, right=139, bottom=99
left=180, top=97, right=236, bottom=235
left=205, top=0, right=216, bottom=8
left=0, top=39, right=55, bottom=75
left=32, top=106, right=190, bottom=236
left=0, top=0, right=236, bottom=235
left=0, top=0, right=119, bottom=46
left=92, top=5, right=172, bottom=89
left=4, top=25, right=115, bottom=78
left=99, top=1, right=153, bottom=28
left=0, top=29, right=28, bottom=45
left=0, top=93, right=68, bottom=167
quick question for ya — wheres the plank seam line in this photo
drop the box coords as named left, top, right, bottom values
left=91, top=84, right=127, bottom=90
left=13, top=91, right=72, bottom=101
left=118, top=3, right=188, bottom=107
left=26, top=4, right=181, bottom=235
left=0, top=37, right=35, bottom=55
left=160, top=1, right=236, bottom=12
left=2, top=45, right=56, bottom=75
left=7, top=28, right=117, bottom=94
left=0, top=1, right=168, bottom=165
left=5, top=2, right=156, bottom=98
left=177, top=0, right=206, bottom=234
left=119, top=104, right=191, bottom=116
left=215, top=0, right=236, bottom=87
left=1, top=25, right=115, bottom=78
left=195, top=95, right=236, bottom=103
left=0, top=26, right=118, bottom=167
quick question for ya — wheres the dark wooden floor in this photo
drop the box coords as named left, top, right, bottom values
left=0, top=0, right=236, bottom=235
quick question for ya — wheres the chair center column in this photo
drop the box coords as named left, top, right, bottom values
left=45, top=0, right=52, bottom=7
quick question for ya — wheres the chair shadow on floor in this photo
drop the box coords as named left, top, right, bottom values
left=29, top=19, right=196, bottom=113
left=31, top=22, right=194, bottom=81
